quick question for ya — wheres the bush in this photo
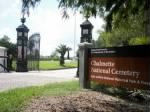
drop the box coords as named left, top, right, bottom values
left=129, top=37, right=150, bottom=45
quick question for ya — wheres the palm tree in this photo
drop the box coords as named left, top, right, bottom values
left=56, top=44, right=67, bottom=65
left=21, top=0, right=40, bottom=16
left=66, top=47, right=72, bottom=59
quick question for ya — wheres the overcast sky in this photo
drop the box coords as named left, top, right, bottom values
left=0, top=0, right=104, bottom=56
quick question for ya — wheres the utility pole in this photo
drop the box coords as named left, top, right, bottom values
left=73, top=10, right=77, bottom=59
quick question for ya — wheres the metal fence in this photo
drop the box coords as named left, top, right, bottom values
left=27, top=33, right=41, bottom=71
left=0, top=56, right=8, bottom=72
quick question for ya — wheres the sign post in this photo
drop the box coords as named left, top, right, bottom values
left=79, top=42, right=92, bottom=88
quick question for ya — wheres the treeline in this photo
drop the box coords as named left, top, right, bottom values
left=95, top=10, right=149, bottom=47
left=0, top=35, right=16, bottom=57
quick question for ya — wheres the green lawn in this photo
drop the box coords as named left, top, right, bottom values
left=40, top=60, right=77, bottom=70
left=13, top=60, right=77, bottom=70
left=0, top=81, right=80, bottom=112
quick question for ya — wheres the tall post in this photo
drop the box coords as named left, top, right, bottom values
left=16, top=17, right=29, bottom=72
left=76, top=17, right=94, bottom=78
left=78, top=16, right=94, bottom=88
left=80, top=16, right=93, bottom=43
left=145, top=4, right=150, bottom=41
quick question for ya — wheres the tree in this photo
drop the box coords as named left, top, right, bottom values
left=0, top=35, right=16, bottom=57
left=0, top=35, right=16, bottom=70
left=58, top=0, right=150, bottom=31
left=96, top=10, right=148, bottom=47
left=21, top=0, right=40, bottom=16
left=0, top=35, right=10, bottom=42
left=129, top=37, right=150, bottom=45
left=56, top=44, right=67, bottom=65
left=49, top=51, right=59, bottom=61
left=21, top=0, right=150, bottom=34
left=66, top=47, right=72, bottom=59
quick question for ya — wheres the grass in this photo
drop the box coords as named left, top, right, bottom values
left=13, top=60, right=77, bottom=70
left=0, top=80, right=80, bottom=112
left=39, top=60, right=77, bottom=70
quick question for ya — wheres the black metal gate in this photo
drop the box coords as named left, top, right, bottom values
left=0, top=56, right=9, bottom=72
left=27, top=33, right=40, bottom=71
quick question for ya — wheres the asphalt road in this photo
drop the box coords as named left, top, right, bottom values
left=0, top=68, right=78, bottom=92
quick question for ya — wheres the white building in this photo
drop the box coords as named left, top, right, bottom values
left=0, top=46, right=7, bottom=72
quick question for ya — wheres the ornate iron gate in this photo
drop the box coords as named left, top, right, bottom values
left=0, top=47, right=9, bottom=72
left=27, top=33, right=40, bottom=71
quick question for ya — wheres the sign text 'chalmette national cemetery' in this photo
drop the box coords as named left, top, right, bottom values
left=88, top=45, right=150, bottom=90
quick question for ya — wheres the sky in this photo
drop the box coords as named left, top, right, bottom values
left=0, top=0, right=104, bottom=57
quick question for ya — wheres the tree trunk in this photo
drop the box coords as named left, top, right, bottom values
left=67, top=50, right=70, bottom=59
left=145, top=4, right=150, bottom=43
left=60, top=55, right=65, bottom=66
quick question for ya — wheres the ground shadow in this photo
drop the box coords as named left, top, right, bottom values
left=91, top=83, right=150, bottom=104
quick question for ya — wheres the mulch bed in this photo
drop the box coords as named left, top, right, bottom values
left=23, top=91, right=150, bottom=112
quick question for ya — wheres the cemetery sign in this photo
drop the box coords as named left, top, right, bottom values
left=88, top=45, right=150, bottom=90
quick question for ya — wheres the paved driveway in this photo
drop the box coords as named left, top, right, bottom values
left=0, top=68, right=77, bottom=92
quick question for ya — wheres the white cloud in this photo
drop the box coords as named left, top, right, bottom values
left=0, top=0, right=21, bottom=18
